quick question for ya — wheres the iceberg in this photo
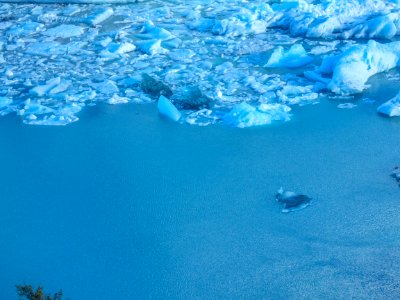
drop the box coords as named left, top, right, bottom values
left=265, top=44, right=313, bottom=69
left=157, top=95, right=181, bottom=122
left=327, top=40, right=400, bottom=94
left=378, top=91, right=400, bottom=117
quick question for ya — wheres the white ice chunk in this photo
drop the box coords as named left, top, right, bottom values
left=328, top=40, right=400, bottom=95
left=158, top=95, right=181, bottom=122
left=136, top=21, right=175, bottom=41
left=258, top=103, right=292, bottom=121
left=108, top=94, right=129, bottom=105
left=265, top=44, right=313, bottom=69
left=107, top=42, right=136, bottom=54
left=135, top=39, right=167, bottom=55
left=92, top=80, right=119, bottom=95
left=378, top=91, right=400, bottom=117
left=224, top=102, right=272, bottom=128
left=44, top=25, right=84, bottom=38
left=30, top=78, right=61, bottom=97
left=83, top=7, right=113, bottom=26
left=337, top=103, right=357, bottom=109
left=22, top=102, right=54, bottom=115
left=24, top=114, right=78, bottom=126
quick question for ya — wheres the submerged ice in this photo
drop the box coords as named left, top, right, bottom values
left=1, top=0, right=400, bottom=126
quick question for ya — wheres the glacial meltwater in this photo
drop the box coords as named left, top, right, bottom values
left=2, top=0, right=400, bottom=299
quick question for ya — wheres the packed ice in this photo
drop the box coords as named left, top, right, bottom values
left=1, top=0, right=400, bottom=126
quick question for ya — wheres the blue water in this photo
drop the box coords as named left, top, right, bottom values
left=1, top=92, right=400, bottom=298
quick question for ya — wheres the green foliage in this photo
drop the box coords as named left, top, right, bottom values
left=16, top=285, right=63, bottom=300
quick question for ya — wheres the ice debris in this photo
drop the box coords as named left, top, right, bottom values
left=275, top=187, right=312, bottom=213
left=391, top=167, right=400, bottom=186
left=2, top=1, right=400, bottom=127
left=378, top=91, right=400, bottom=117
left=337, top=103, right=357, bottom=109
left=157, top=95, right=181, bottom=122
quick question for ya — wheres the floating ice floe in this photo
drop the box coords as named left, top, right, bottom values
left=337, top=103, right=357, bottom=109
left=157, top=95, right=181, bottom=122
left=275, top=187, right=312, bottom=213
left=378, top=91, right=400, bottom=117
left=224, top=102, right=291, bottom=128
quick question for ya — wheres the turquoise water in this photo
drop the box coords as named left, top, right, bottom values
left=1, top=91, right=400, bottom=298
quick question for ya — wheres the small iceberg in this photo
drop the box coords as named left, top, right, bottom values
left=337, top=103, right=357, bottom=109
left=158, top=95, right=181, bottom=122
left=378, top=92, right=400, bottom=117
left=265, top=44, right=313, bottom=69
left=391, top=167, right=400, bottom=185
left=275, top=187, right=312, bottom=213
left=325, top=40, right=400, bottom=95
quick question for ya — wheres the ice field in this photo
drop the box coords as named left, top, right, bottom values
left=2, top=0, right=400, bottom=127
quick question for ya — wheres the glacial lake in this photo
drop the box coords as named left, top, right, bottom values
left=1, top=80, right=400, bottom=298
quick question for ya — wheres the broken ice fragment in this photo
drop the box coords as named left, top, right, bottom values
left=30, top=78, right=61, bottom=97
left=92, top=80, right=119, bottom=95
left=106, top=42, right=136, bottom=55
left=275, top=187, right=311, bottom=213
left=265, top=44, right=312, bottom=69
left=224, top=102, right=272, bottom=128
left=43, top=25, right=84, bottom=39
left=108, top=94, right=129, bottom=105
left=136, top=20, right=175, bottom=40
left=378, top=91, right=400, bottom=117
left=258, top=103, right=292, bottom=121
left=158, top=95, right=181, bottom=122
left=337, top=103, right=357, bottom=109
left=135, top=39, right=167, bottom=55
left=83, top=7, right=113, bottom=26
